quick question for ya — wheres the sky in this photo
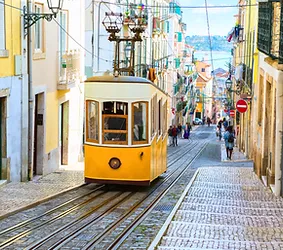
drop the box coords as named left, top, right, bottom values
left=178, top=0, right=239, bottom=36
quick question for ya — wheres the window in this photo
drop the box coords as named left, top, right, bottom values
left=158, top=99, right=161, bottom=136
left=102, top=101, right=128, bottom=144
left=201, top=68, right=205, bottom=72
left=59, top=11, right=68, bottom=53
left=0, top=1, right=5, bottom=50
left=162, top=101, right=167, bottom=136
left=151, top=95, right=157, bottom=137
left=132, top=102, right=148, bottom=144
left=34, top=4, right=43, bottom=52
left=86, top=100, right=99, bottom=143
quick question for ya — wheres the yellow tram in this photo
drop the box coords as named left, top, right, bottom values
left=84, top=75, right=168, bottom=185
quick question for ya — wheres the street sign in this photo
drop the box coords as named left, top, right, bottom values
left=236, top=99, right=248, bottom=113
left=230, top=109, right=235, bottom=117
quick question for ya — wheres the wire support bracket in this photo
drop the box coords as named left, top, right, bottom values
left=23, top=6, right=54, bottom=36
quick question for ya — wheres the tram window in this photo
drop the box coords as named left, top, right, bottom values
left=151, top=95, right=157, bottom=138
left=86, top=100, right=99, bottom=143
left=158, top=99, right=161, bottom=136
left=132, top=102, right=148, bottom=144
left=102, top=101, right=128, bottom=144
left=162, top=101, right=167, bottom=136
left=102, top=101, right=128, bottom=115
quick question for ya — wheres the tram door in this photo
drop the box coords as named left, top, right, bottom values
left=0, top=97, right=7, bottom=180
left=33, top=93, right=45, bottom=176
left=59, top=101, right=69, bottom=165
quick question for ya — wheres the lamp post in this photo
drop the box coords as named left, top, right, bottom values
left=25, top=0, right=64, bottom=180
left=23, top=0, right=64, bottom=35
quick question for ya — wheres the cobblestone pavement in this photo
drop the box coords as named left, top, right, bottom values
left=149, top=167, right=283, bottom=250
left=0, top=165, right=84, bottom=217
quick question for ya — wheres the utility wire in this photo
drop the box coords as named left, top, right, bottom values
left=92, top=1, right=258, bottom=9
left=53, top=19, right=110, bottom=62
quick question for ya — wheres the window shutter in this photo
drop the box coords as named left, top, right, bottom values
left=0, top=2, right=5, bottom=50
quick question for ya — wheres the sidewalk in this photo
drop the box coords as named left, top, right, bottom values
left=149, top=166, right=283, bottom=250
left=221, top=143, right=252, bottom=162
left=0, top=163, right=84, bottom=218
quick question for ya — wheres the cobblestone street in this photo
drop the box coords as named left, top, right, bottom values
left=150, top=167, right=283, bottom=250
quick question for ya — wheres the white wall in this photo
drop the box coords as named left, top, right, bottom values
left=0, top=77, right=22, bottom=182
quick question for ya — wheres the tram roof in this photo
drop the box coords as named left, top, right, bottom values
left=85, top=75, right=153, bottom=84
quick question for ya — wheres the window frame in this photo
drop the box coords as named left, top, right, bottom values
left=102, top=114, right=128, bottom=145
left=34, top=3, right=44, bottom=54
left=132, top=101, right=149, bottom=145
left=0, top=0, right=6, bottom=55
left=85, top=100, right=99, bottom=143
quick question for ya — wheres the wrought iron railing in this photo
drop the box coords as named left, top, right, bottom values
left=257, top=2, right=272, bottom=55
left=257, top=1, right=283, bottom=63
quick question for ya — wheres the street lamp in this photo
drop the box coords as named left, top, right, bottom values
left=23, top=0, right=64, bottom=33
left=225, top=78, right=233, bottom=91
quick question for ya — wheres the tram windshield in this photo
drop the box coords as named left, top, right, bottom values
left=102, top=102, right=128, bottom=144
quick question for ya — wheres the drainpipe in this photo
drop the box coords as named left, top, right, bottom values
left=27, top=0, right=34, bottom=180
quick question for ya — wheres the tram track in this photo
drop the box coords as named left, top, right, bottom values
left=90, top=140, right=208, bottom=250
left=0, top=132, right=203, bottom=249
left=25, top=140, right=208, bottom=249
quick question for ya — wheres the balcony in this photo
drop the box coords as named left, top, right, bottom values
left=153, top=17, right=161, bottom=33
left=57, top=50, right=80, bottom=90
left=257, top=1, right=283, bottom=63
left=181, top=22, right=187, bottom=32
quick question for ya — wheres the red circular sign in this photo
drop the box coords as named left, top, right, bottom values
left=236, top=99, right=248, bottom=113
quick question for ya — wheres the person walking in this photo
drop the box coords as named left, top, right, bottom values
left=224, top=126, right=235, bottom=160
left=168, top=125, right=173, bottom=146
left=177, top=124, right=182, bottom=138
left=223, top=118, right=228, bottom=131
left=183, top=122, right=192, bottom=139
left=207, top=117, right=211, bottom=127
left=172, top=125, right=178, bottom=146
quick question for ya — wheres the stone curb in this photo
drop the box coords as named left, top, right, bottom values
left=148, top=168, right=200, bottom=250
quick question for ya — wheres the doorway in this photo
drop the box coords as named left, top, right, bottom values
left=59, top=101, right=69, bottom=165
left=0, top=97, right=7, bottom=180
left=33, top=93, right=45, bottom=176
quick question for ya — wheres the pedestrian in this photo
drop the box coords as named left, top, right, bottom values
left=224, top=125, right=235, bottom=160
left=223, top=118, right=228, bottom=131
left=202, top=116, right=205, bottom=125
left=177, top=123, right=182, bottom=138
left=172, top=125, right=178, bottom=146
left=183, top=122, right=192, bottom=139
left=207, top=117, right=211, bottom=127
left=168, top=125, right=173, bottom=146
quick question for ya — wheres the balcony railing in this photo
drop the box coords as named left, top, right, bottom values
left=257, top=1, right=283, bottom=63
left=153, top=17, right=161, bottom=33
left=57, top=50, right=80, bottom=90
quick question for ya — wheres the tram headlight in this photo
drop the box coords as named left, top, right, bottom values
left=108, top=157, right=121, bottom=169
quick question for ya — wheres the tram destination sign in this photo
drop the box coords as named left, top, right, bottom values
left=236, top=99, right=248, bottom=113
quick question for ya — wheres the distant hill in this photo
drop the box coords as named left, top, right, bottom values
left=185, top=36, right=232, bottom=52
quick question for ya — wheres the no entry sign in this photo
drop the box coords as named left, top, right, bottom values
left=230, top=109, right=235, bottom=117
left=236, top=99, right=248, bottom=113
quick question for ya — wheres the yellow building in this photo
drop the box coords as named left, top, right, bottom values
left=233, top=0, right=283, bottom=196
left=0, top=0, right=28, bottom=182
left=26, top=0, right=85, bottom=179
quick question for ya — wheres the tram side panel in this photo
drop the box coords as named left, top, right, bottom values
left=84, top=145, right=151, bottom=185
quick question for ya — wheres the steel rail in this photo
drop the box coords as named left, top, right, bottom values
left=45, top=141, right=201, bottom=249
left=105, top=141, right=208, bottom=250
left=80, top=141, right=208, bottom=249
left=0, top=134, right=200, bottom=249
left=0, top=191, right=120, bottom=249
left=0, top=185, right=105, bottom=236
left=25, top=192, right=135, bottom=250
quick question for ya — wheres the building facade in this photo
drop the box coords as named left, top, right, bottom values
left=231, top=0, right=283, bottom=196
left=0, top=0, right=28, bottom=182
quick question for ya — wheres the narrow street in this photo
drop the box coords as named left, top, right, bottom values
left=0, top=125, right=280, bottom=250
